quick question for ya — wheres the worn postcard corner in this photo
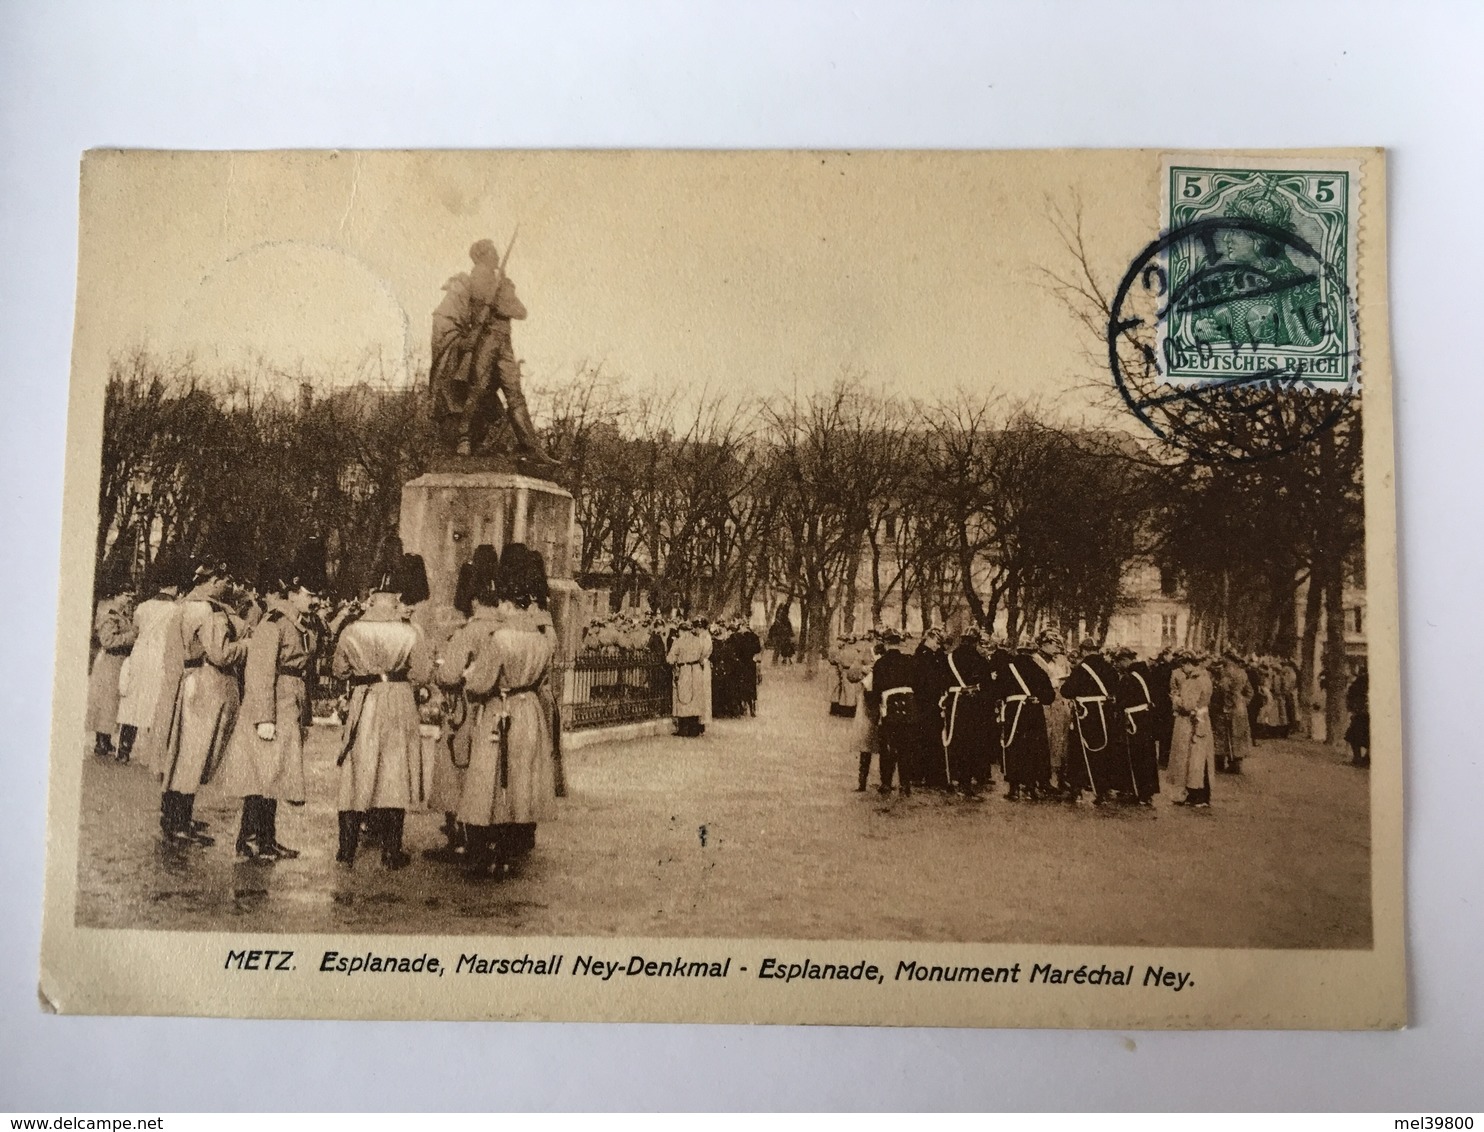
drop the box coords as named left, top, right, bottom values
left=41, top=148, right=1402, bottom=1029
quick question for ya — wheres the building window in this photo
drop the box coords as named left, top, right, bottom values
left=1160, top=613, right=1179, bottom=647
left=1159, top=566, right=1179, bottom=597
left=1345, top=606, right=1364, bottom=634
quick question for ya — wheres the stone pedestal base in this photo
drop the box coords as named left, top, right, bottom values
left=399, top=471, right=586, bottom=656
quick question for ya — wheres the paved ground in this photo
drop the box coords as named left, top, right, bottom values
left=74, top=666, right=1372, bottom=947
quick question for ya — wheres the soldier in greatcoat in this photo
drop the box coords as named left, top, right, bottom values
left=85, top=556, right=137, bottom=760
left=214, top=542, right=326, bottom=860
left=331, top=550, right=434, bottom=869
left=871, top=630, right=917, bottom=795
left=1168, top=650, right=1217, bottom=808
left=1113, top=646, right=1160, bottom=806
left=1210, top=648, right=1255, bottom=774
left=766, top=606, right=795, bottom=665
left=156, top=561, right=249, bottom=847
left=731, top=620, right=762, bottom=716
left=667, top=620, right=712, bottom=736
left=1344, top=662, right=1370, bottom=768
left=1148, top=648, right=1176, bottom=768
left=1030, top=629, right=1073, bottom=796
left=453, top=543, right=559, bottom=880
left=116, top=551, right=186, bottom=767
left=847, top=633, right=882, bottom=791
left=424, top=550, right=494, bottom=863
left=942, top=625, right=995, bottom=796
left=828, top=635, right=860, bottom=717
left=912, top=627, right=952, bottom=790
left=1060, top=639, right=1122, bottom=805
left=1244, top=654, right=1268, bottom=741
left=993, top=644, right=1056, bottom=801
left=1279, top=660, right=1301, bottom=738
left=711, top=623, right=738, bottom=719
left=1255, top=659, right=1285, bottom=737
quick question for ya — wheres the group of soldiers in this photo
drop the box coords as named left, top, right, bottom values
left=577, top=611, right=763, bottom=737
left=84, top=536, right=564, bottom=880
left=662, top=616, right=763, bottom=734
left=827, top=626, right=1327, bottom=809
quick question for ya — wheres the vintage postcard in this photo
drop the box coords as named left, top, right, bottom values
left=40, top=149, right=1402, bottom=1028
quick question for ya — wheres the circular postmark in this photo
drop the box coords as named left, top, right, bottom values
left=1107, top=216, right=1358, bottom=463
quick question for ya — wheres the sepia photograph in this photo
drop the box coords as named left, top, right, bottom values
left=40, top=147, right=1402, bottom=1027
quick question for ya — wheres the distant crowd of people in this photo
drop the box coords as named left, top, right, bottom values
left=84, top=537, right=564, bottom=881
left=825, top=625, right=1371, bottom=808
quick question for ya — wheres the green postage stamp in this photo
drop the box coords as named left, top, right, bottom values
left=1158, top=154, right=1361, bottom=388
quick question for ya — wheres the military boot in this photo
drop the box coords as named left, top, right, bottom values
left=336, top=810, right=362, bottom=867
left=235, top=796, right=264, bottom=860
left=257, top=799, right=299, bottom=860
left=379, top=809, right=411, bottom=871
left=179, top=794, right=214, bottom=845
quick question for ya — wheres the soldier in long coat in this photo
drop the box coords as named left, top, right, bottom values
left=1256, top=660, right=1286, bottom=735
left=85, top=573, right=137, bottom=760
left=1279, top=660, right=1301, bottom=737
left=1112, top=647, right=1160, bottom=805
left=423, top=557, right=484, bottom=863
left=116, top=553, right=185, bottom=767
left=766, top=607, right=795, bottom=665
left=213, top=545, right=325, bottom=860
left=667, top=621, right=712, bottom=737
left=1167, top=650, right=1217, bottom=807
left=697, top=618, right=715, bottom=726
left=1030, top=629, right=1073, bottom=795
left=332, top=553, right=434, bottom=869
left=912, top=628, right=952, bottom=790
left=828, top=636, right=859, bottom=717
left=157, top=563, right=249, bottom=847
left=1244, top=656, right=1268, bottom=740
left=871, top=630, right=917, bottom=795
left=1060, top=640, right=1122, bottom=805
left=847, top=634, right=882, bottom=790
left=1148, top=649, right=1176, bottom=768
left=730, top=620, right=762, bottom=716
left=993, top=646, right=1056, bottom=801
left=942, top=626, right=995, bottom=796
left=1344, top=663, right=1370, bottom=767
left=711, top=624, right=737, bottom=719
left=1210, top=650, right=1254, bottom=774
left=454, top=543, right=559, bottom=879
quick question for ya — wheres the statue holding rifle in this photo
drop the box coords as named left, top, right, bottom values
left=429, top=233, right=561, bottom=472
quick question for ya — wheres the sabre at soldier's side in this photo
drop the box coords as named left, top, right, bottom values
left=1062, top=639, right=1127, bottom=806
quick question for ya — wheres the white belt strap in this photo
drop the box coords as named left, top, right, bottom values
left=1077, top=660, right=1110, bottom=700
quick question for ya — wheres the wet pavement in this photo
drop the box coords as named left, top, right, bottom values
left=74, top=666, right=1372, bottom=946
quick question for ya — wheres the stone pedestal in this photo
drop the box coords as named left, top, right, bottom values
left=398, top=470, right=587, bottom=658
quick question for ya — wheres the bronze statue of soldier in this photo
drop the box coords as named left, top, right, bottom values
left=429, top=236, right=561, bottom=473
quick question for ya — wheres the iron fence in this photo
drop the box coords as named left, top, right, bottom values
left=559, top=646, right=673, bottom=730
left=308, top=646, right=674, bottom=732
